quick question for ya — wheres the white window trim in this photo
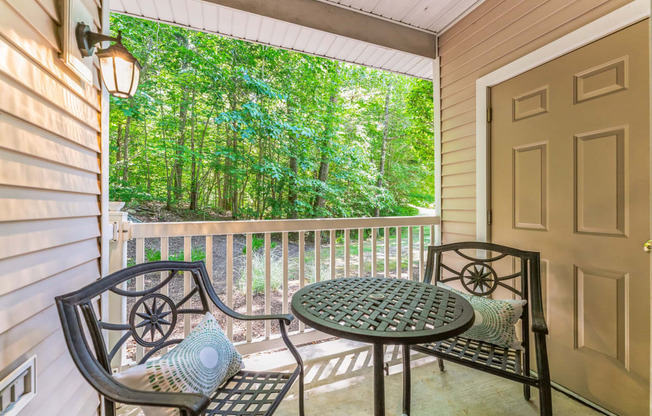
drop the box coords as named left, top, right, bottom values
left=473, top=0, right=650, bottom=242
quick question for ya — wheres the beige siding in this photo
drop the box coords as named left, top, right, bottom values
left=0, top=0, right=103, bottom=414
left=437, top=0, right=632, bottom=243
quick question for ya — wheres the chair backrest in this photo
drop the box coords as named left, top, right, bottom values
left=423, top=242, right=544, bottom=347
left=56, top=261, right=220, bottom=384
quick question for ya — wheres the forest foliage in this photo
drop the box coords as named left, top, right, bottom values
left=109, top=14, right=435, bottom=220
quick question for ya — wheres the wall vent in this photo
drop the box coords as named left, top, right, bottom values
left=0, top=356, right=36, bottom=415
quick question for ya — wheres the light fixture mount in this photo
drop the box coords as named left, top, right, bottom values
left=76, top=23, right=120, bottom=57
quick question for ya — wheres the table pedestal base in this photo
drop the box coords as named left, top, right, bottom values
left=372, top=344, right=412, bottom=416
left=373, top=343, right=385, bottom=416
left=402, top=345, right=411, bottom=416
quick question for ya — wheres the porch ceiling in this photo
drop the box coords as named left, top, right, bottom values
left=109, top=0, right=483, bottom=80
left=318, top=0, right=484, bottom=33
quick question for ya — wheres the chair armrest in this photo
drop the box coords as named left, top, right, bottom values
left=529, top=254, right=549, bottom=335
left=226, top=311, right=295, bottom=325
left=531, top=311, right=549, bottom=334
left=108, top=384, right=210, bottom=416
left=278, top=317, right=305, bottom=370
left=195, top=265, right=294, bottom=325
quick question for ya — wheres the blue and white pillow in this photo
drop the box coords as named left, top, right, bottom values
left=438, top=283, right=527, bottom=350
left=114, top=312, right=242, bottom=416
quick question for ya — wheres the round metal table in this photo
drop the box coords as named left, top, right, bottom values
left=291, top=277, right=474, bottom=416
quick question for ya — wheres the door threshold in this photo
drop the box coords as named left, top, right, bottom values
left=551, top=381, right=616, bottom=416
left=529, top=370, right=616, bottom=415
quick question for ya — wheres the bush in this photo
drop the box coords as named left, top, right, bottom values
left=242, top=235, right=277, bottom=254
left=237, top=250, right=330, bottom=295
left=131, top=247, right=206, bottom=264
left=394, top=205, right=419, bottom=217
left=238, top=251, right=284, bottom=295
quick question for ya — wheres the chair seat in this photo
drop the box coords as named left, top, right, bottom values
left=413, top=336, right=523, bottom=375
left=206, top=371, right=297, bottom=416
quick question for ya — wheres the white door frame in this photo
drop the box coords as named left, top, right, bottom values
left=474, top=0, right=650, bottom=242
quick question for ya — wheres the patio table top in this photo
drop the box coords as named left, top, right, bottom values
left=290, top=277, right=474, bottom=345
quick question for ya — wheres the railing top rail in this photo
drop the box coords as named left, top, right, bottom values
left=128, top=215, right=440, bottom=239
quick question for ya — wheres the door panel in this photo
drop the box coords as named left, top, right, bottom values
left=491, top=20, right=649, bottom=415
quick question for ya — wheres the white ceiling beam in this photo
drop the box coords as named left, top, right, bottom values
left=202, top=0, right=437, bottom=58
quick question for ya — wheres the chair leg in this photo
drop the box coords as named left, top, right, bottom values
left=534, top=333, right=552, bottom=416
left=523, top=385, right=531, bottom=401
left=298, top=367, right=305, bottom=416
left=538, top=382, right=552, bottom=416
left=437, top=357, right=445, bottom=371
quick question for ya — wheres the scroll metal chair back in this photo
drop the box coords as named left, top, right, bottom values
left=420, top=242, right=551, bottom=416
left=56, top=261, right=304, bottom=416
left=424, top=242, right=545, bottom=345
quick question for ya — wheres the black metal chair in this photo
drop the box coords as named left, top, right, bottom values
left=412, top=242, right=552, bottom=416
left=56, top=261, right=304, bottom=416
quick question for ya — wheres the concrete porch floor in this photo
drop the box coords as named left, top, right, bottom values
left=119, top=339, right=602, bottom=416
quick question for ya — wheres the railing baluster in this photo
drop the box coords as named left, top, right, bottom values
left=430, top=225, right=435, bottom=246
left=135, top=238, right=145, bottom=363
left=345, top=229, right=350, bottom=278
left=184, top=236, right=191, bottom=337
left=330, top=230, right=336, bottom=280
left=246, top=234, right=253, bottom=342
left=419, top=226, right=425, bottom=282
left=315, top=231, right=321, bottom=283
left=299, top=231, right=305, bottom=332
left=226, top=234, right=234, bottom=340
left=384, top=227, right=390, bottom=278
left=265, top=233, right=271, bottom=339
left=205, top=235, right=213, bottom=283
left=282, top=232, right=289, bottom=314
left=358, top=228, right=364, bottom=277
left=160, top=237, right=169, bottom=294
left=408, top=227, right=414, bottom=281
left=396, top=227, right=402, bottom=279
left=372, top=228, right=377, bottom=277
left=160, top=237, right=169, bottom=355
left=135, top=239, right=145, bottom=268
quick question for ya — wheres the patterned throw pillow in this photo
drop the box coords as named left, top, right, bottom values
left=114, top=312, right=242, bottom=416
left=438, top=283, right=527, bottom=350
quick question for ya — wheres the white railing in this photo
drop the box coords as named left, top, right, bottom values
left=108, top=210, right=439, bottom=368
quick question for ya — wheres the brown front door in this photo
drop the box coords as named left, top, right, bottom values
left=490, top=20, right=650, bottom=415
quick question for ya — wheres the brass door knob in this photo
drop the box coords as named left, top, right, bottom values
left=645, top=240, right=652, bottom=253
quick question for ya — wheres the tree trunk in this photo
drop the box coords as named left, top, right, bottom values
left=115, top=123, right=123, bottom=167
left=231, top=122, right=238, bottom=218
left=143, top=118, right=151, bottom=192
left=122, top=116, right=131, bottom=184
left=161, top=119, right=173, bottom=210
left=190, top=102, right=214, bottom=211
left=287, top=101, right=298, bottom=219
left=189, top=91, right=199, bottom=211
left=173, top=88, right=189, bottom=202
left=288, top=152, right=298, bottom=219
left=375, top=86, right=391, bottom=217
left=173, top=35, right=191, bottom=202
left=314, top=93, right=337, bottom=213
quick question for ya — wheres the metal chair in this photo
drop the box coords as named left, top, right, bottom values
left=411, top=242, right=552, bottom=416
left=56, top=261, right=304, bottom=416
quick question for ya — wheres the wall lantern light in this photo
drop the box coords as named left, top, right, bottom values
left=76, top=23, right=141, bottom=98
